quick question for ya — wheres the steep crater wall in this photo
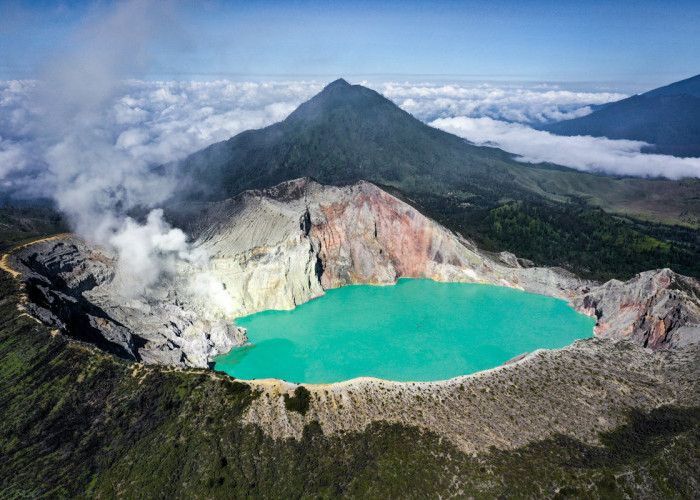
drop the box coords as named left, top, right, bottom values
left=9, top=178, right=700, bottom=368
left=12, top=238, right=247, bottom=367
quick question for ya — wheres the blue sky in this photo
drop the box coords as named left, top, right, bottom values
left=1, top=0, right=699, bottom=91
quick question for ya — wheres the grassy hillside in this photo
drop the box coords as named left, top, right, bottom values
left=0, top=205, right=67, bottom=254
left=507, top=168, right=700, bottom=227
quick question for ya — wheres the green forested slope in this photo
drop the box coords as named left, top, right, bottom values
left=452, top=201, right=700, bottom=281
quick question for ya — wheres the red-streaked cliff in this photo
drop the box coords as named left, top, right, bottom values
left=309, top=181, right=508, bottom=288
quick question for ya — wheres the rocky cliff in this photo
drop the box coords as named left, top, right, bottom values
left=572, top=268, right=700, bottom=349
left=177, top=178, right=517, bottom=321
left=8, top=177, right=700, bottom=368
left=176, top=177, right=700, bottom=351
left=309, top=182, right=503, bottom=287
left=12, top=237, right=247, bottom=367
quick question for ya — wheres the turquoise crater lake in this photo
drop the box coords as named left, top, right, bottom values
left=213, top=279, right=595, bottom=384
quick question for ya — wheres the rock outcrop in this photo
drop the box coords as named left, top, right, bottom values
left=13, top=237, right=247, bottom=367
left=572, top=268, right=700, bottom=349
left=308, top=182, right=504, bottom=288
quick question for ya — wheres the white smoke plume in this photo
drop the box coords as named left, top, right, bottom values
left=2, top=0, right=238, bottom=311
left=107, top=210, right=200, bottom=293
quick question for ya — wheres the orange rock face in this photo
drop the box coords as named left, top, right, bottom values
left=309, top=185, right=493, bottom=289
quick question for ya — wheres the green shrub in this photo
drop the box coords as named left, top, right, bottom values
left=284, top=385, right=312, bottom=415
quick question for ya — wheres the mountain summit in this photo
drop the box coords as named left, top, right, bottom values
left=284, top=78, right=390, bottom=124
left=174, top=78, right=526, bottom=205
left=326, top=77, right=350, bottom=87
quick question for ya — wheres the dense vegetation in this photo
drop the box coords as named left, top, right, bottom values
left=284, top=385, right=312, bottom=415
left=0, top=204, right=67, bottom=253
left=1, top=266, right=698, bottom=498
left=173, top=79, right=700, bottom=282
left=452, top=201, right=700, bottom=281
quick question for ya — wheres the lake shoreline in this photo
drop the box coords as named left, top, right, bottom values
left=214, top=279, right=595, bottom=384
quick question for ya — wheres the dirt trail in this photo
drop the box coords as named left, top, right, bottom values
left=0, top=233, right=72, bottom=278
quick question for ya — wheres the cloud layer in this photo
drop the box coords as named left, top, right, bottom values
left=0, top=79, right=321, bottom=200
left=431, top=116, right=700, bottom=179
left=373, top=81, right=627, bottom=124
left=1, top=78, right=699, bottom=209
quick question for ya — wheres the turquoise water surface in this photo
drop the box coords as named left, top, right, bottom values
left=213, top=279, right=595, bottom=384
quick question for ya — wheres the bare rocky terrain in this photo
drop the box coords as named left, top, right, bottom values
left=5, top=177, right=700, bottom=455
left=13, top=237, right=247, bottom=367
left=573, top=268, right=700, bottom=349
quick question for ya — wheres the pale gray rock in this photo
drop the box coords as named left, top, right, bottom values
left=572, top=268, right=700, bottom=349
left=169, top=178, right=519, bottom=319
left=502, top=352, right=529, bottom=365
left=12, top=236, right=247, bottom=367
left=509, top=266, right=595, bottom=300
left=498, top=251, right=520, bottom=268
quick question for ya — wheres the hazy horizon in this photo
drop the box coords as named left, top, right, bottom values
left=2, top=0, right=698, bottom=89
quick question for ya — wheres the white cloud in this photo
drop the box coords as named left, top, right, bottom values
left=370, top=81, right=627, bottom=123
left=431, top=116, right=700, bottom=179
left=4, top=79, right=628, bottom=201
left=0, top=78, right=322, bottom=202
left=0, top=138, right=29, bottom=178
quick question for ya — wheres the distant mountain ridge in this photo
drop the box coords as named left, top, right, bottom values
left=643, top=74, right=700, bottom=98
left=542, top=74, right=700, bottom=157
left=171, top=78, right=698, bottom=223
